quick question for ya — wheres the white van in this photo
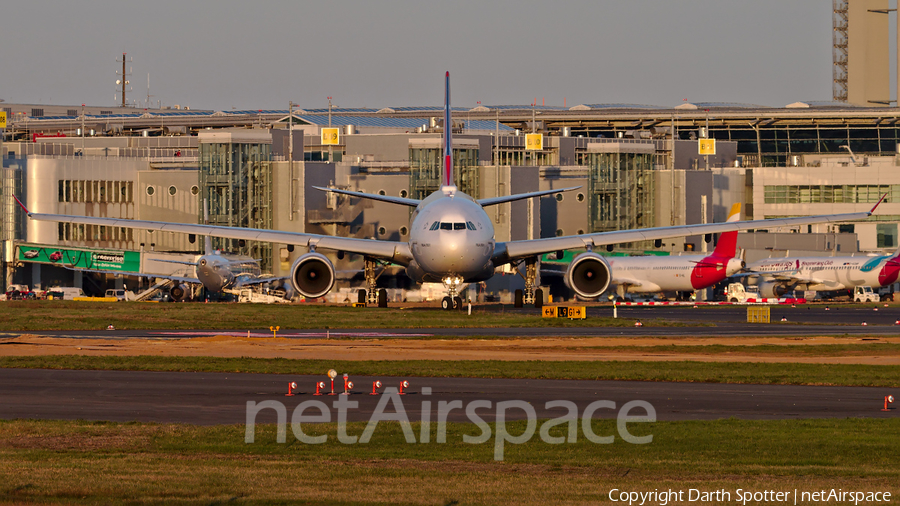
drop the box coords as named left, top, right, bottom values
left=105, top=289, right=127, bottom=301
left=46, top=287, right=86, bottom=300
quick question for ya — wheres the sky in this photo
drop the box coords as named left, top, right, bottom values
left=0, top=1, right=844, bottom=111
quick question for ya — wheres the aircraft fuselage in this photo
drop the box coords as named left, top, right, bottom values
left=749, top=254, right=900, bottom=290
left=407, top=187, right=496, bottom=283
left=196, top=253, right=262, bottom=292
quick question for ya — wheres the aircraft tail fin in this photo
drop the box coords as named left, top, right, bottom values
left=442, top=71, right=453, bottom=188
left=711, top=203, right=741, bottom=257
left=891, top=243, right=900, bottom=258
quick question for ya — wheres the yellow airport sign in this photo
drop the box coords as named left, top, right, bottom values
left=525, top=133, right=543, bottom=150
left=698, top=138, right=716, bottom=155
left=0, top=111, right=6, bottom=129
left=747, top=306, right=770, bottom=323
left=567, top=306, right=586, bottom=319
left=321, top=127, right=340, bottom=145
left=542, top=306, right=587, bottom=319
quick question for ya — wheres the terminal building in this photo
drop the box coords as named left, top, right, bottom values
left=2, top=97, right=899, bottom=301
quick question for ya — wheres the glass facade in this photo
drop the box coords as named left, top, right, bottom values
left=567, top=123, right=900, bottom=168
left=763, top=184, right=898, bottom=204
left=199, top=140, right=273, bottom=270
left=876, top=223, right=897, bottom=249
left=409, top=147, right=479, bottom=200
left=587, top=152, right=654, bottom=239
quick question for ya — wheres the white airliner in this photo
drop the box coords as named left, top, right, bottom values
left=67, top=235, right=275, bottom=301
left=606, top=204, right=744, bottom=300
left=13, top=73, right=884, bottom=309
left=743, top=246, right=900, bottom=298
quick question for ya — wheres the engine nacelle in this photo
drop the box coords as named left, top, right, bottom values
left=291, top=252, right=335, bottom=299
left=758, top=281, right=787, bottom=299
left=564, top=252, right=612, bottom=299
left=169, top=284, right=191, bottom=302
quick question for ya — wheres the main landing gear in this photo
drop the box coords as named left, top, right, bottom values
left=357, top=258, right=389, bottom=308
left=513, top=257, right=544, bottom=309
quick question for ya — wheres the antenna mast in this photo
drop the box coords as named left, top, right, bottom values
left=115, top=53, right=132, bottom=107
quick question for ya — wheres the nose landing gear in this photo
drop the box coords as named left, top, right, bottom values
left=441, top=295, right=463, bottom=310
left=441, top=276, right=465, bottom=310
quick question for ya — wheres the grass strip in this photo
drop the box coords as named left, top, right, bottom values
left=0, top=418, right=897, bottom=505
left=1, top=355, right=898, bottom=386
left=572, top=343, right=900, bottom=357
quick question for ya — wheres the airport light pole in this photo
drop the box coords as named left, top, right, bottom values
left=289, top=101, right=294, bottom=221
left=328, top=96, right=333, bottom=163
left=704, top=109, right=710, bottom=171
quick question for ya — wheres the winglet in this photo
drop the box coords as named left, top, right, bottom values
left=12, top=195, right=30, bottom=215
left=726, top=203, right=741, bottom=223
left=870, top=193, right=888, bottom=214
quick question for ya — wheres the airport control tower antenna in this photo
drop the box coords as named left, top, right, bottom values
left=115, top=53, right=132, bottom=107
left=833, top=0, right=849, bottom=102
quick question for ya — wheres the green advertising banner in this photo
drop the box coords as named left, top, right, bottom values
left=16, top=244, right=141, bottom=272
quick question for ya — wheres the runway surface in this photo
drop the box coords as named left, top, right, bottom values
left=2, top=368, right=895, bottom=425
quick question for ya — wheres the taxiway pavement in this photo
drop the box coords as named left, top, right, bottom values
left=1, top=368, right=895, bottom=425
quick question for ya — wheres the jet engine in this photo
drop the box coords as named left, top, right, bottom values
left=564, top=252, right=612, bottom=299
left=291, top=252, right=335, bottom=299
left=758, top=281, right=787, bottom=298
left=169, top=284, right=191, bottom=302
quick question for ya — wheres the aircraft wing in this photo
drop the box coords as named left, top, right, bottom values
left=739, top=269, right=827, bottom=285
left=63, top=266, right=200, bottom=285
left=313, top=186, right=421, bottom=207
left=494, top=207, right=880, bottom=264
left=477, top=187, right=581, bottom=207
left=18, top=203, right=413, bottom=267
left=154, top=259, right=198, bottom=266
left=611, top=277, right=645, bottom=288
left=235, top=275, right=291, bottom=287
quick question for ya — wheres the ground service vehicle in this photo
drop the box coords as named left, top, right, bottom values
left=853, top=286, right=879, bottom=303
left=724, top=283, right=760, bottom=303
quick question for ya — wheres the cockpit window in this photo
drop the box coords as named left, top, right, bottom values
left=454, top=222, right=466, bottom=230
left=440, top=222, right=453, bottom=230
left=466, top=221, right=476, bottom=231
left=429, top=221, right=440, bottom=231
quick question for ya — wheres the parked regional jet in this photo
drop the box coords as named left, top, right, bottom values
left=742, top=246, right=900, bottom=298
left=607, top=203, right=744, bottom=300
left=68, top=235, right=277, bottom=301
left=14, top=73, right=884, bottom=309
